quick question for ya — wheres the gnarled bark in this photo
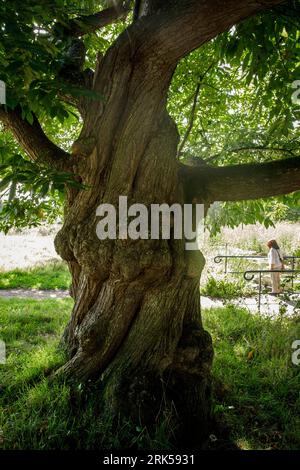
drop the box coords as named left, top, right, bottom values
left=55, top=64, right=213, bottom=440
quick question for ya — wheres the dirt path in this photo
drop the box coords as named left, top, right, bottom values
left=0, top=288, right=298, bottom=319
left=201, top=294, right=299, bottom=318
left=0, top=289, right=70, bottom=300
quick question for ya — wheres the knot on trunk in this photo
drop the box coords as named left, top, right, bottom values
left=170, top=325, right=213, bottom=378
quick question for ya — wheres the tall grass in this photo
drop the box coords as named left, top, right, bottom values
left=201, top=277, right=253, bottom=299
left=205, top=222, right=300, bottom=255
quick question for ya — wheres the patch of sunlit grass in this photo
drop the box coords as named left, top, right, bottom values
left=0, top=261, right=70, bottom=290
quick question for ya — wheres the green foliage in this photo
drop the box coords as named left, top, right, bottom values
left=203, top=305, right=300, bottom=450
left=0, top=196, right=63, bottom=233
left=0, top=0, right=300, bottom=230
left=0, top=0, right=107, bottom=118
left=207, top=200, right=274, bottom=236
left=207, top=194, right=300, bottom=235
left=168, top=2, right=300, bottom=230
left=0, top=153, right=82, bottom=194
left=201, top=276, right=251, bottom=300
left=0, top=150, right=87, bottom=232
left=0, top=261, right=71, bottom=290
left=0, top=0, right=126, bottom=230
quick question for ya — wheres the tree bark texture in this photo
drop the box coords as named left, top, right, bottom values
left=53, top=30, right=214, bottom=443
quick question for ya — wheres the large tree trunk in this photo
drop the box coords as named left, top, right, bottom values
left=53, top=37, right=213, bottom=444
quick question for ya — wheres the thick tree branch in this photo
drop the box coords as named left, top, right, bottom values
left=63, top=1, right=131, bottom=37
left=0, top=106, right=72, bottom=172
left=136, top=0, right=286, bottom=65
left=180, top=157, right=300, bottom=203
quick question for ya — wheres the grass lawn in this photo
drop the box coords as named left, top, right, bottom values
left=0, top=298, right=172, bottom=450
left=0, top=261, right=71, bottom=290
left=0, top=295, right=299, bottom=449
left=203, top=305, right=300, bottom=450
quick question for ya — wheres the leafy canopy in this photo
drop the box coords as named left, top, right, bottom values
left=0, top=0, right=300, bottom=232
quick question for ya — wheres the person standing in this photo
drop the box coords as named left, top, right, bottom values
left=267, top=239, right=284, bottom=294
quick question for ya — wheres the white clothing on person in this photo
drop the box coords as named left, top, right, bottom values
left=268, top=247, right=283, bottom=268
left=268, top=247, right=283, bottom=293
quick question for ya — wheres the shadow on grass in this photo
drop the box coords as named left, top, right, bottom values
left=203, top=305, right=300, bottom=450
left=1, top=297, right=299, bottom=450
